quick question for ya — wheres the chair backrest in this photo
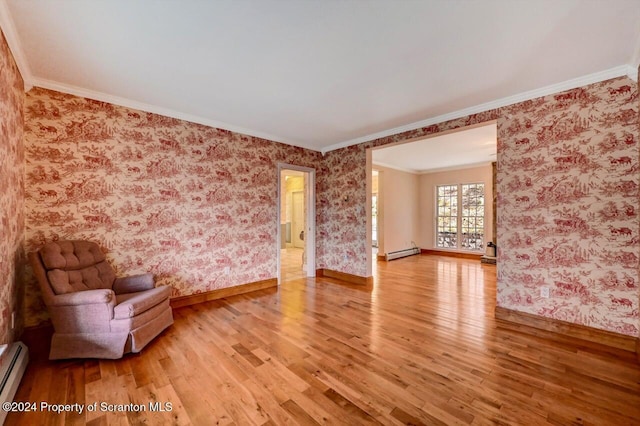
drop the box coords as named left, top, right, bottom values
left=36, top=240, right=116, bottom=295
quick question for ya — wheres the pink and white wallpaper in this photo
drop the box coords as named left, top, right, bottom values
left=327, top=76, right=638, bottom=337
left=0, top=28, right=25, bottom=343
left=317, top=144, right=370, bottom=276
left=497, top=77, right=639, bottom=336
left=18, top=68, right=640, bottom=337
left=24, top=88, right=322, bottom=326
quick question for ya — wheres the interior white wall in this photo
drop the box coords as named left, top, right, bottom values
left=375, top=165, right=420, bottom=255
left=417, top=164, right=494, bottom=251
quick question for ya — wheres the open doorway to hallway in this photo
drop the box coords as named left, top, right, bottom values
left=367, top=122, right=497, bottom=274
left=278, top=165, right=316, bottom=283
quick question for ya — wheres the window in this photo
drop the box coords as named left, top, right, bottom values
left=436, top=183, right=484, bottom=251
left=436, top=185, right=458, bottom=249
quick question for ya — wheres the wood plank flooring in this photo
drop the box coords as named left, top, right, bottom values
left=8, top=254, right=640, bottom=425
left=281, top=247, right=307, bottom=282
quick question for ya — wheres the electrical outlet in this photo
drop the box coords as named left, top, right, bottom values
left=224, top=266, right=230, bottom=275
left=540, top=286, right=550, bottom=298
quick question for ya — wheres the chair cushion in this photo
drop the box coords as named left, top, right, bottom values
left=113, top=286, right=171, bottom=319
left=40, top=240, right=107, bottom=270
left=40, top=241, right=116, bottom=294
left=47, top=262, right=116, bottom=295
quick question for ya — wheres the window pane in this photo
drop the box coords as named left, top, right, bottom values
left=460, top=183, right=485, bottom=251
left=436, top=184, right=458, bottom=249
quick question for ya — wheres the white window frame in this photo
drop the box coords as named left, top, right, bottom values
left=435, top=182, right=485, bottom=252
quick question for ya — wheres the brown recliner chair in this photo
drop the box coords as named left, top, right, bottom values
left=29, top=240, right=173, bottom=360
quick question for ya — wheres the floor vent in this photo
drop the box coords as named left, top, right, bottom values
left=385, top=247, right=421, bottom=261
left=0, top=342, right=29, bottom=425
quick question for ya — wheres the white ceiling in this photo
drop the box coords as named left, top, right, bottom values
left=373, top=122, right=496, bottom=173
left=1, top=0, right=639, bottom=153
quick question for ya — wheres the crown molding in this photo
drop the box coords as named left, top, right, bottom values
left=29, top=63, right=637, bottom=156
left=418, top=161, right=493, bottom=175
left=372, top=160, right=493, bottom=176
left=30, top=76, right=318, bottom=151
left=0, top=0, right=33, bottom=90
left=372, top=161, right=419, bottom=175
left=321, top=65, right=635, bottom=154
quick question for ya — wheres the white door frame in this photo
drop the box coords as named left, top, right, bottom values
left=277, top=164, right=316, bottom=283
left=291, top=191, right=305, bottom=248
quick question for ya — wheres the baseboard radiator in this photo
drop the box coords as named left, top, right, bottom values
left=385, top=246, right=421, bottom=261
left=0, top=342, right=29, bottom=425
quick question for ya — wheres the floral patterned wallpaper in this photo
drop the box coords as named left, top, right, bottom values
left=0, top=28, right=25, bottom=343
left=19, top=69, right=640, bottom=337
left=497, top=77, right=639, bottom=336
left=326, top=76, right=638, bottom=337
left=317, top=144, right=370, bottom=276
left=23, top=88, right=322, bottom=326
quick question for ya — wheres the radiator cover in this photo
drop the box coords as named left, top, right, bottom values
left=385, top=247, right=421, bottom=261
left=0, top=342, right=29, bottom=425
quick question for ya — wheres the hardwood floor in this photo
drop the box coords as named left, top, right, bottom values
left=8, top=255, right=640, bottom=425
left=281, top=247, right=307, bottom=282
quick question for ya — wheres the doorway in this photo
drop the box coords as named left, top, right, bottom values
left=277, top=164, right=316, bottom=283
left=372, top=169, right=379, bottom=249
left=367, top=122, right=496, bottom=264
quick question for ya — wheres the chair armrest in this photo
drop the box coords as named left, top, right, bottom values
left=113, top=286, right=171, bottom=319
left=113, top=273, right=155, bottom=294
left=48, top=289, right=114, bottom=306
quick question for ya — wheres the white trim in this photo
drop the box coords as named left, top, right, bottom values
left=277, top=164, right=316, bottom=284
left=29, top=76, right=317, bottom=152
left=371, top=161, right=418, bottom=175
left=0, top=0, right=33, bottom=90
left=373, top=160, right=494, bottom=175
left=418, top=161, right=494, bottom=175
left=26, top=63, right=640, bottom=154
left=321, top=65, right=635, bottom=154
